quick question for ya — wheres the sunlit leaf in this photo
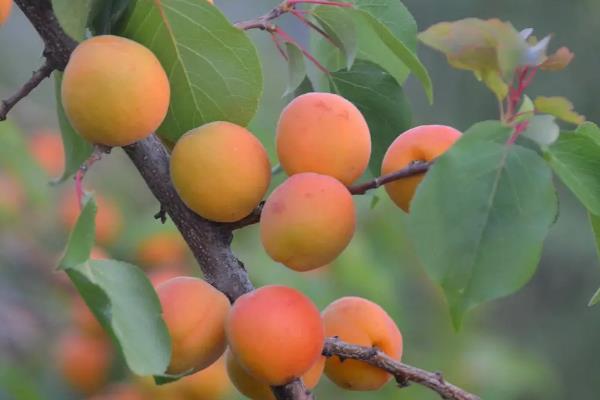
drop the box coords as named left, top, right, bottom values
left=534, top=96, right=585, bottom=125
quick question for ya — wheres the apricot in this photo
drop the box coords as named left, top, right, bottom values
left=276, top=92, right=371, bottom=185
left=226, top=285, right=325, bottom=386
left=71, top=296, right=105, bottom=337
left=60, top=192, right=122, bottom=244
left=226, top=349, right=325, bottom=400
left=260, top=173, right=355, bottom=271
left=88, top=384, right=145, bottom=400
left=147, top=265, right=188, bottom=288
left=178, top=356, right=232, bottom=400
left=322, top=297, right=403, bottom=391
left=170, top=121, right=271, bottom=223
left=61, top=35, right=170, bottom=147
left=56, top=331, right=112, bottom=394
left=137, top=230, right=188, bottom=268
left=156, top=277, right=230, bottom=374
left=381, top=125, right=461, bottom=212
left=28, top=130, right=64, bottom=177
left=0, top=0, right=11, bottom=25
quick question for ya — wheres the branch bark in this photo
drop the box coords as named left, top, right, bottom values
left=0, top=61, right=54, bottom=121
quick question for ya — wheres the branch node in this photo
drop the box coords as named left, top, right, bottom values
left=154, top=204, right=168, bottom=224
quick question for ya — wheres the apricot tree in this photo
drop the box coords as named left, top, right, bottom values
left=1, top=1, right=599, bottom=400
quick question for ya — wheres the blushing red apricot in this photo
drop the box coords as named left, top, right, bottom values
left=62, top=35, right=170, bottom=146
left=226, top=349, right=325, bottom=400
left=28, top=130, right=64, bottom=177
left=226, top=286, right=325, bottom=386
left=276, top=92, right=371, bottom=185
left=381, top=125, right=461, bottom=212
left=156, top=277, right=230, bottom=375
left=60, top=193, right=122, bottom=245
left=260, top=173, right=355, bottom=271
left=322, top=297, right=403, bottom=391
left=0, top=0, right=12, bottom=25
left=170, top=122, right=271, bottom=223
left=178, top=356, right=233, bottom=400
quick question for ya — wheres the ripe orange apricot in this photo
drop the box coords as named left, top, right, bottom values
left=178, top=356, right=232, bottom=400
left=28, top=130, right=64, bottom=177
left=226, top=285, right=325, bottom=386
left=322, top=297, right=403, bottom=391
left=0, top=0, right=11, bottom=25
left=61, top=35, right=170, bottom=147
left=381, top=125, right=461, bottom=212
left=170, top=121, right=271, bottom=223
left=226, top=349, right=325, bottom=400
left=156, top=277, right=230, bottom=374
left=56, top=331, right=112, bottom=395
left=136, top=230, right=188, bottom=268
left=260, top=173, right=355, bottom=271
left=147, top=265, right=188, bottom=288
left=60, top=192, right=122, bottom=245
left=276, top=92, right=371, bottom=185
left=71, top=296, right=105, bottom=337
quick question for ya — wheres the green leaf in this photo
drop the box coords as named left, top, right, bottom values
left=409, top=121, right=557, bottom=328
left=522, top=115, right=560, bottom=146
left=514, top=95, right=534, bottom=123
left=589, top=212, right=600, bottom=307
left=88, top=0, right=133, bottom=35
left=54, top=72, right=94, bottom=183
left=329, top=59, right=412, bottom=176
left=352, top=0, right=417, bottom=51
left=58, top=195, right=96, bottom=270
left=545, top=123, right=600, bottom=215
left=313, top=5, right=358, bottom=70
left=66, top=259, right=171, bottom=376
left=588, top=285, right=600, bottom=307
left=119, top=0, right=263, bottom=143
left=283, top=43, right=306, bottom=97
left=534, top=96, right=585, bottom=125
left=52, top=0, right=94, bottom=40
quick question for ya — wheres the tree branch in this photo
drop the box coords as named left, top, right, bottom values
left=0, top=61, right=54, bottom=121
left=323, top=337, right=480, bottom=400
left=348, top=161, right=432, bottom=195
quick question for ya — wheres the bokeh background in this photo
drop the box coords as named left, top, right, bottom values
left=1, top=0, right=599, bottom=399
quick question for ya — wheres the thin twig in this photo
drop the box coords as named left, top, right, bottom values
left=348, top=161, right=432, bottom=195
left=226, top=202, right=264, bottom=231
left=0, top=61, right=54, bottom=120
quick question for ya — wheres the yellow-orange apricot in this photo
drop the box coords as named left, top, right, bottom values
left=276, top=92, right=371, bottom=185
left=56, top=331, right=112, bottom=395
left=170, top=122, right=271, bottom=223
left=0, top=0, right=11, bottom=25
left=322, top=297, right=403, bottom=391
left=178, top=356, right=232, bottom=400
left=134, top=376, right=188, bottom=400
left=28, top=130, right=64, bottom=177
left=147, top=266, right=188, bottom=288
left=156, top=277, right=230, bottom=374
left=71, top=296, right=105, bottom=337
left=136, top=230, right=188, bottom=268
left=60, top=192, right=122, bottom=245
left=226, top=285, right=325, bottom=386
left=62, top=35, right=170, bottom=147
left=260, top=173, right=355, bottom=271
left=381, top=125, right=461, bottom=212
left=226, top=349, right=325, bottom=400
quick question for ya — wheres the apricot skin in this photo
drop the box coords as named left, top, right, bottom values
left=381, top=125, right=461, bottom=212
left=226, top=285, right=325, bottom=386
left=322, top=297, right=403, bottom=391
left=156, top=277, right=230, bottom=375
left=0, top=0, right=11, bottom=25
left=226, top=349, right=325, bottom=400
left=28, top=130, right=64, bottom=177
left=260, top=173, right=355, bottom=271
left=137, top=230, right=188, bottom=268
left=170, top=121, right=271, bottom=223
left=276, top=92, right=371, bottom=185
left=62, top=35, right=170, bottom=147
left=178, top=355, right=232, bottom=400
left=60, top=193, right=122, bottom=245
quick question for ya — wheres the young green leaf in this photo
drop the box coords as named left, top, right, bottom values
left=283, top=43, right=307, bottom=97
left=118, top=0, right=263, bottom=143
left=409, top=121, right=557, bottom=329
left=329, top=60, right=412, bottom=176
left=58, top=194, right=96, bottom=270
left=534, top=96, right=585, bottom=125
left=312, top=5, right=358, bottom=70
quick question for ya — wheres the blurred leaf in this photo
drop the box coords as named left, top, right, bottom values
left=370, top=194, right=380, bottom=209
left=54, top=72, right=93, bottom=182
left=410, top=121, right=557, bottom=329
left=283, top=43, right=306, bottom=97
left=514, top=95, right=535, bottom=123
left=0, top=366, right=43, bottom=400
left=119, top=0, right=263, bottom=143
left=52, top=0, right=94, bottom=40
left=66, top=259, right=171, bottom=375
left=88, top=0, right=133, bottom=35
left=589, top=213, right=600, bottom=306
left=588, top=286, right=600, bottom=307
left=329, top=59, right=412, bottom=176
left=295, top=76, right=314, bottom=97
left=58, top=195, right=96, bottom=270
left=461, top=120, right=513, bottom=144
left=545, top=123, right=600, bottom=215
left=522, top=115, right=560, bottom=146
left=534, top=96, right=585, bottom=125
left=541, top=47, right=574, bottom=71
left=313, top=5, right=358, bottom=70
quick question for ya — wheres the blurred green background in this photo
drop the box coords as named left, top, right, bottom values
left=1, top=0, right=599, bottom=399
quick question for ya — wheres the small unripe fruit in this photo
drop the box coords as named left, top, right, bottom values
left=61, top=35, right=170, bottom=146
left=260, top=173, right=355, bottom=271
left=226, top=286, right=325, bottom=386
left=156, top=277, right=230, bottom=374
left=170, top=122, right=271, bottom=223
left=382, top=125, right=461, bottom=212
left=276, top=92, right=371, bottom=185
left=0, top=0, right=12, bottom=25
left=226, top=349, right=325, bottom=400
left=322, top=297, right=403, bottom=391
